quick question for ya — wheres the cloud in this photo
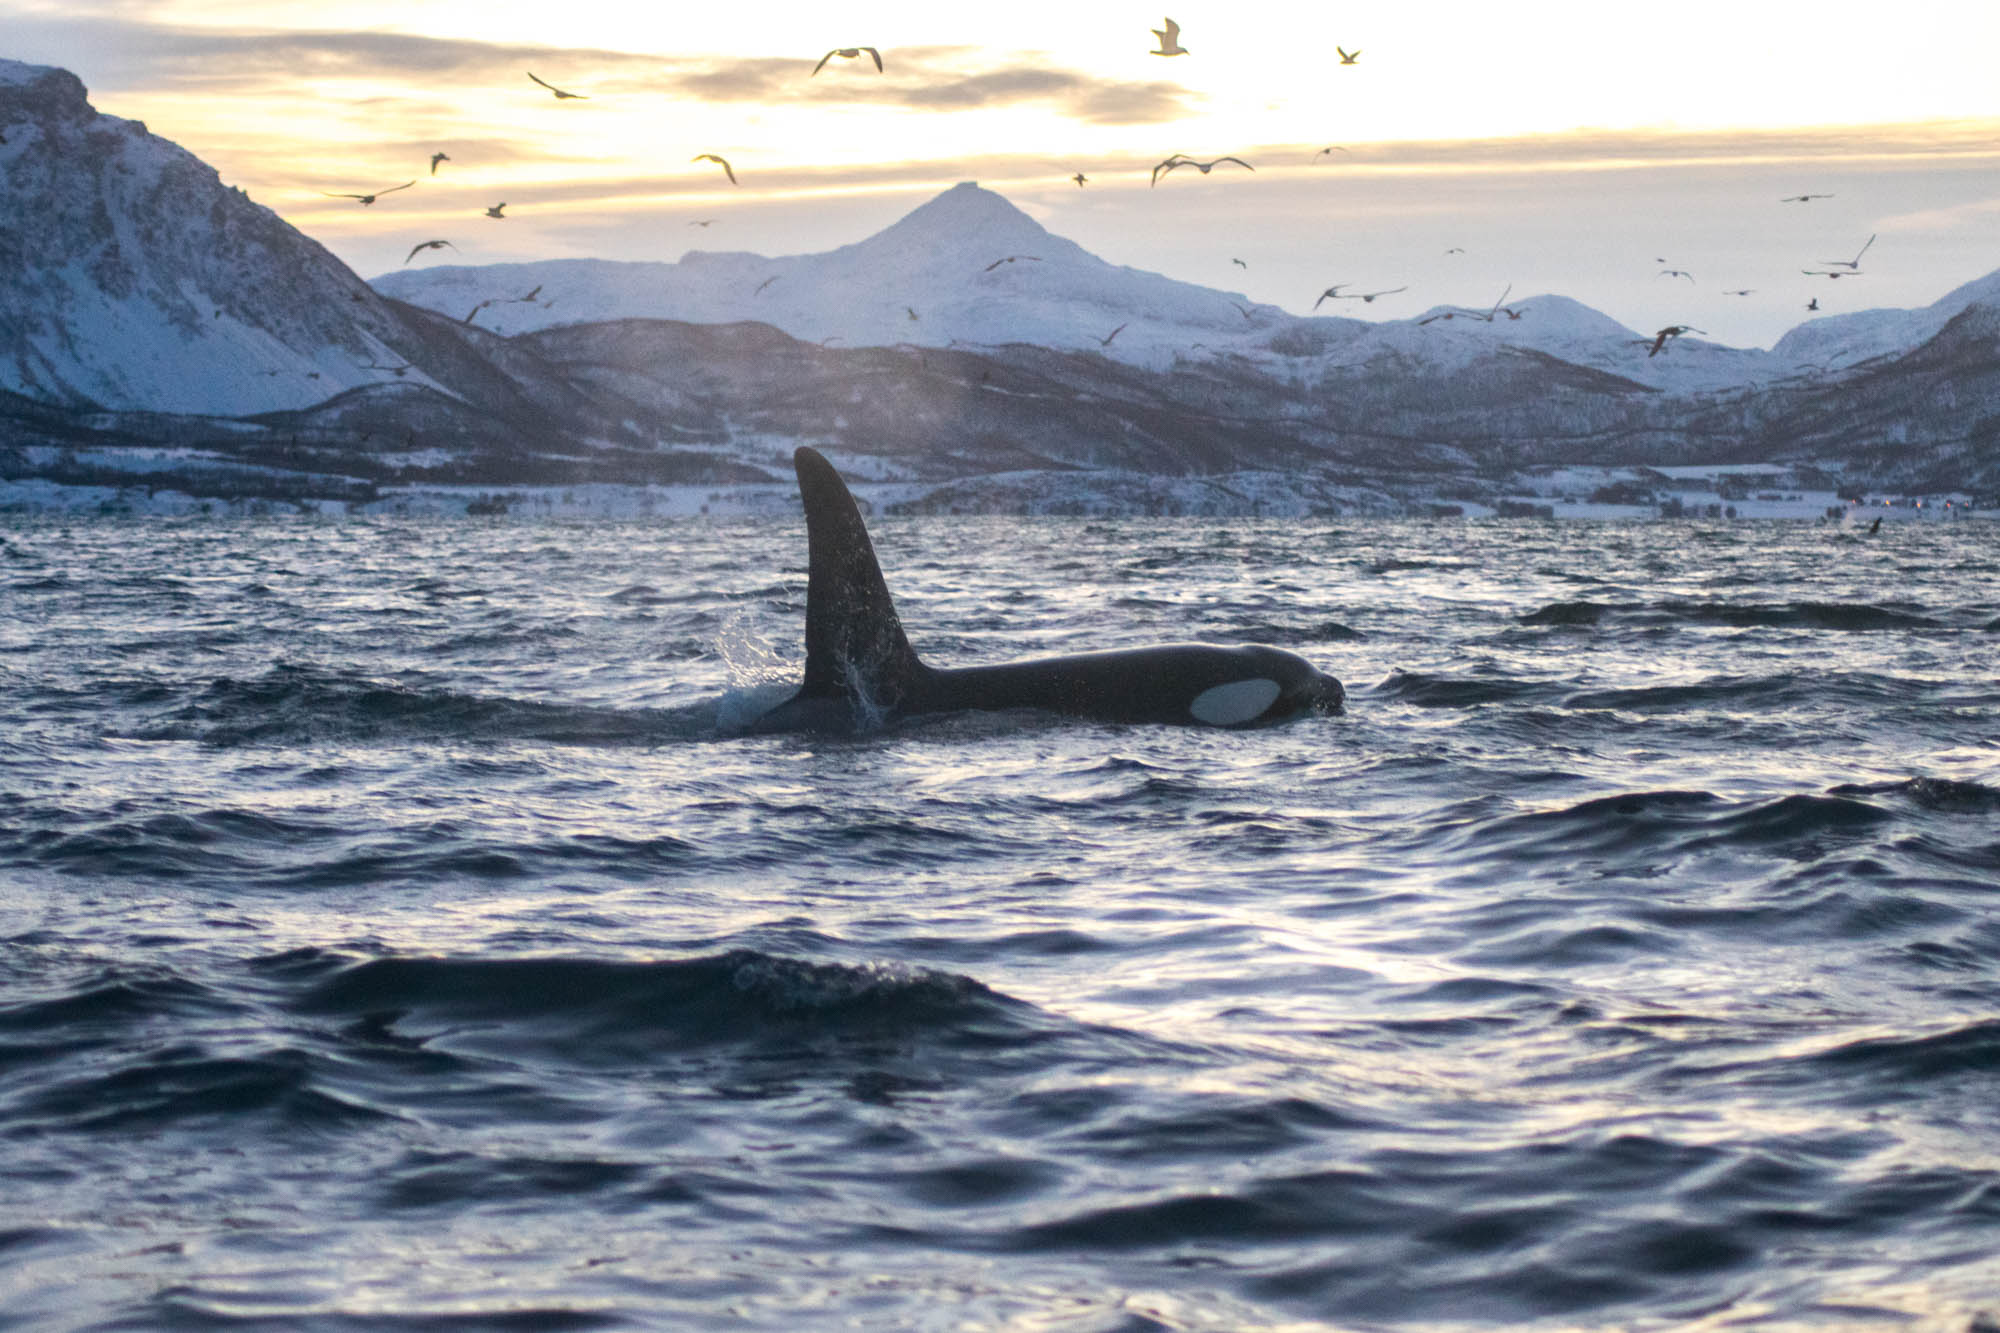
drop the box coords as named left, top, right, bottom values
left=6, top=18, right=1197, bottom=125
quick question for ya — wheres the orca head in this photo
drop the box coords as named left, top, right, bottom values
left=1188, top=645, right=1345, bottom=728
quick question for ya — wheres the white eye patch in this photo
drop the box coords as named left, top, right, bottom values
left=1189, top=677, right=1281, bottom=727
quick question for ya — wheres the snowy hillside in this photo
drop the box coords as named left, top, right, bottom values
left=1773, top=269, right=2000, bottom=371
left=373, top=182, right=1824, bottom=394
left=370, top=183, right=1300, bottom=372
left=0, top=59, right=458, bottom=414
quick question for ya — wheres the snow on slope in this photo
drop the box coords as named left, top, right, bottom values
left=1773, top=269, right=2000, bottom=370
left=372, top=182, right=1296, bottom=371
left=0, top=59, right=441, bottom=414
left=373, top=182, right=1812, bottom=393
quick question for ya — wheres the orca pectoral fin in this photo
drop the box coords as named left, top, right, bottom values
left=789, top=447, right=927, bottom=716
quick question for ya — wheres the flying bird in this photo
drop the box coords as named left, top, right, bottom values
left=1072, top=172, right=1088, bottom=187
left=404, top=239, right=457, bottom=264
left=689, top=219, right=716, bottom=227
left=1802, top=268, right=1860, bottom=278
left=321, top=181, right=414, bottom=205
left=1337, top=46, right=1361, bottom=64
left=1647, top=325, right=1704, bottom=357
left=907, top=307, right=920, bottom=321
left=1659, top=268, right=1695, bottom=282
left=1099, top=323, right=1128, bottom=347
left=1723, top=288, right=1754, bottom=296
left=1312, top=146, right=1350, bottom=161
left=754, top=276, right=779, bottom=295
left=1819, top=233, right=1876, bottom=271
left=528, top=71, right=588, bottom=99
left=812, top=47, right=883, bottom=76
left=1806, top=297, right=1821, bottom=311
left=694, top=153, right=738, bottom=185
left=484, top=202, right=507, bottom=218
left=1152, top=154, right=1253, bottom=186
left=983, top=255, right=1042, bottom=272
left=429, top=152, right=450, bottom=175
left=1232, top=258, right=1247, bottom=269
left=1780, top=193, right=1833, bottom=202
left=1445, top=247, right=1465, bottom=254
left=1151, top=18, right=1187, bottom=56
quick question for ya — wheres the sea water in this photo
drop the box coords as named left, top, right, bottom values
left=3, top=515, right=1998, bottom=1330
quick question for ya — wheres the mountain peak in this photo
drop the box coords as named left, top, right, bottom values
left=856, top=182, right=1060, bottom=260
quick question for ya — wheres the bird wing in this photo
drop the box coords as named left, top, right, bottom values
left=863, top=47, right=882, bottom=70
left=321, top=192, right=366, bottom=199
left=1151, top=156, right=1187, bottom=186
left=1370, top=287, right=1408, bottom=298
left=527, top=71, right=565, bottom=93
left=405, top=243, right=425, bottom=263
left=382, top=181, right=415, bottom=195
left=1217, top=156, right=1253, bottom=171
left=811, top=50, right=836, bottom=76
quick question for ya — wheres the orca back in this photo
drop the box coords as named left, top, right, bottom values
left=791, top=447, right=927, bottom=716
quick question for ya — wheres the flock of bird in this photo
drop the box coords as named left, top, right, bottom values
left=313, top=17, right=1872, bottom=354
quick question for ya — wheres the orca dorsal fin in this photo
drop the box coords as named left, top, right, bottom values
left=792, top=447, right=925, bottom=710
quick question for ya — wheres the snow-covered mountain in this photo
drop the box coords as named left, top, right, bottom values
left=3, top=58, right=1998, bottom=509
left=0, top=58, right=481, bottom=415
left=1772, top=269, right=2000, bottom=371
left=372, top=182, right=1841, bottom=395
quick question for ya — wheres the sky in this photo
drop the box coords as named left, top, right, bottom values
left=7, top=0, right=2000, bottom=348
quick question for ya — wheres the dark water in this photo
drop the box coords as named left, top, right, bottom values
left=4, top=515, right=1999, bottom=1331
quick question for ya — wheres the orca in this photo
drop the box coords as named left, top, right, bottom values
left=749, top=447, right=1345, bottom=733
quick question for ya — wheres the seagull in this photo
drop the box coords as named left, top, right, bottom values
left=404, top=239, right=457, bottom=264
left=528, top=71, right=588, bottom=99
left=1819, top=233, right=1875, bottom=271
left=1312, top=146, right=1350, bottom=162
left=1337, top=46, right=1360, bottom=64
left=1229, top=302, right=1255, bottom=320
left=689, top=219, right=716, bottom=227
left=1723, top=288, right=1754, bottom=296
left=812, top=47, right=882, bottom=76
left=907, top=307, right=920, bottom=321
left=321, top=182, right=414, bottom=205
left=1802, top=268, right=1860, bottom=278
left=754, top=276, right=779, bottom=295
left=1806, top=297, right=1821, bottom=311
left=484, top=202, right=507, bottom=218
left=1152, top=154, right=1252, bottom=185
left=1099, top=323, right=1128, bottom=346
left=1150, top=18, right=1187, bottom=56
left=429, top=152, right=450, bottom=175
left=1780, top=193, right=1833, bottom=202
left=1312, top=284, right=1349, bottom=311
left=1445, top=247, right=1465, bottom=254
left=1659, top=269, right=1694, bottom=282
left=983, top=255, right=1042, bottom=272
left=694, top=153, right=737, bottom=185
left=516, top=285, right=542, bottom=303
left=1232, top=258, right=1247, bottom=269
left=1072, top=172, right=1088, bottom=187
left=1647, top=325, right=1704, bottom=357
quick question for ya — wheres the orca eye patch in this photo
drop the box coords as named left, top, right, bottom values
left=1188, top=678, right=1282, bottom=727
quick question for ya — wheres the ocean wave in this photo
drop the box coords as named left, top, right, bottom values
left=1520, top=599, right=1947, bottom=630
left=124, top=664, right=709, bottom=747
left=287, top=948, right=1054, bottom=1064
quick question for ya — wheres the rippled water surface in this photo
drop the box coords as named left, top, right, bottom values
left=4, top=514, right=2000, bottom=1331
